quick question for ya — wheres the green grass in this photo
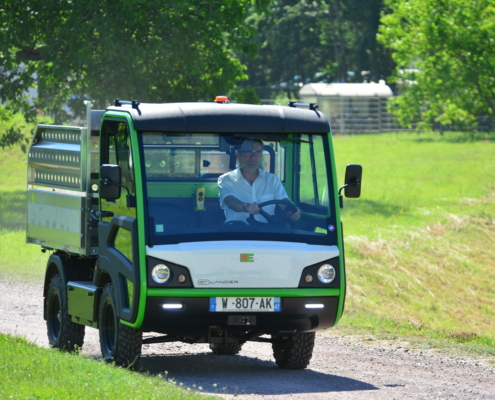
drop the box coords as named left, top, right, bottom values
left=0, top=229, right=48, bottom=283
left=335, top=131, right=495, bottom=237
left=328, top=310, right=495, bottom=360
left=0, top=121, right=48, bottom=282
left=330, top=131, right=495, bottom=354
left=0, top=333, right=220, bottom=400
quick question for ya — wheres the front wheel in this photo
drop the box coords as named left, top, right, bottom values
left=99, top=284, right=142, bottom=368
left=209, top=343, right=243, bottom=355
left=46, top=274, right=85, bottom=351
left=272, top=332, right=315, bottom=369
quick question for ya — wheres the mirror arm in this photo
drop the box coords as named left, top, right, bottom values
left=338, top=178, right=359, bottom=196
left=338, top=178, right=360, bottom=209
left=100, top=178, right=136, bottom=207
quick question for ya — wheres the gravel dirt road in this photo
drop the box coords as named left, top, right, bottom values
left=1, top=280, right=494, bottom=399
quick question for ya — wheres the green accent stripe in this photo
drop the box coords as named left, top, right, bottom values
left=327, top=132, right=345, bottom=325
left=147, top=288, right=340, bottom=297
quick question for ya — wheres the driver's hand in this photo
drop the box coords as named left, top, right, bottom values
left=246, top=202, right=260, bottom=215
left=288, top=208, right=301, bottom=220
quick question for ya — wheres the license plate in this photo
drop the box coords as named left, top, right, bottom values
left=210, top=297, right=281, bottom=312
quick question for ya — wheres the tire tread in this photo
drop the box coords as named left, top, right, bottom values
left=46, top=274, right=85, bottom=352
left=272, top=332, right=315, bottom=369
left=99, top=284, right=142, bottom=368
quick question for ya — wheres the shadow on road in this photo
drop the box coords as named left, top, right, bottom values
left=139, top=351, right=378, bottom=396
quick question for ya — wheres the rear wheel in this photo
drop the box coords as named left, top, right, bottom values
left=209, top=343, right=243, bottom=355
left=46, top=274, right=85, bottom=351
left=272, top=332, right=315, bottom=369
left=99, top=284, right=142, bottom=368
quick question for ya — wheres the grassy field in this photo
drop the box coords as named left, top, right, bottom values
left=332, top=131, right=495, bottom=353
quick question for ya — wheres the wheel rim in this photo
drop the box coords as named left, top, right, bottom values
left=47, top=290, right=61, bottom=343
left=100, top=299, right=116, bottom=357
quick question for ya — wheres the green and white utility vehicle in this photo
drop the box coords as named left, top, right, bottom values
left=27, top=99, right=362, bottom=369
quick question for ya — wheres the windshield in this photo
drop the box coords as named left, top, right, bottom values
left=138, top=132, right=337, bottom=246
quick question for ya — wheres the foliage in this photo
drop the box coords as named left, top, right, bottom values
left=0, top=0, right=264, bottom=123
left=378, top=0, right=495, bottom=130
left=0, top=125, right=28, bottom=152
left=242, top=0, right=395, bottom=93
left=229, top=87, right=262, bottom=104
left=320, top=0, right=396, bottom=83
left=0, top=105, right=31, bottom=152
left=243, top=0, right=330, bottom=95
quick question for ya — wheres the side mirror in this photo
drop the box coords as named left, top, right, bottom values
left=100, top=164, right=121, bottom=200
left=343, top=164, right=362, bottom=198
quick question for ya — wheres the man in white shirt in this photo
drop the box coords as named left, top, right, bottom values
left=218, top=140, right=301, bottom=224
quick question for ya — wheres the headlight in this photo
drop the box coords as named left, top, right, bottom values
left=151, top=264, right=171, bottom=284
left=317, top=264, right=336, bottom=284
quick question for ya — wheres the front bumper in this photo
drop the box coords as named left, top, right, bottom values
left=141, top=296, right=339, bottom=336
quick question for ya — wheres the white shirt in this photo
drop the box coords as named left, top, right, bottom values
left=218, top=168, right=289, bottom=223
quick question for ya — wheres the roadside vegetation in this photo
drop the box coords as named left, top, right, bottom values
left=0, top=333, right=220, bottom=399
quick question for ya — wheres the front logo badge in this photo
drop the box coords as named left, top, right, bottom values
left=240, top=254, right=254, bottom=262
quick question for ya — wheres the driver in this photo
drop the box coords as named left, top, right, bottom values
left=218, top=139, right=301, bottom=224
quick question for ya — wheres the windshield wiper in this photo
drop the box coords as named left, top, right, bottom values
left=232, top=134, right=310, bottom=144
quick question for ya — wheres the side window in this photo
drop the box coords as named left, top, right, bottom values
left=298, top=135, right=329, bottom=209
left=102, top=119, right=135, bottom=196
left=115, top=123, right=135, bottom=195
left=265, top=142, right=285, bottom=182
left=108, top=136, right=117, bottom=165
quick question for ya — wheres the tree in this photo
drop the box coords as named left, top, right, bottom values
left=0, top=0, right=262, bottom=123
left=242, top=0, right=330, bottom=97
left=379, top=0, right=495, bottom=130
left=241, top=0, right=395, bottom=98
left=336, top=0, right=395, bottom=83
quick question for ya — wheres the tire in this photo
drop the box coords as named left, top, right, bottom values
left=209, top=342, right=243, bottom=355
left=46, top=274, right=85, bottom=351
left=99, top=284, right=142, bottom=368
left=272, top=332, right=315, bottom=369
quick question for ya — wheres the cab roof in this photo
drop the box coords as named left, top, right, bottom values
left=105, top=102, right=330, bottom=133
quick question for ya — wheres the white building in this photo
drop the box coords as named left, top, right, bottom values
left=299, top=82, right=394, bottom=133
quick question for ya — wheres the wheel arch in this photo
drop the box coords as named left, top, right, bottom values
left=94, top=267, right=113, bottom=288
left=43, top=252, right=97, bottom=299
left=43, top=253, right=73, bottom=298
left=93, top=258, right=125, bottom=320
left=43, top=253, right=95, bottom=325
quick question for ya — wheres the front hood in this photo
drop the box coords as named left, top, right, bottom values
left=146, top=241, right=339, bottom=288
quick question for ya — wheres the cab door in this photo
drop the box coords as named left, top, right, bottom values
left=97, top=118, right=140, bottom=323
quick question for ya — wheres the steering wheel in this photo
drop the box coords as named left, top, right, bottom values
left=247, top=200, right=298, bottom=225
